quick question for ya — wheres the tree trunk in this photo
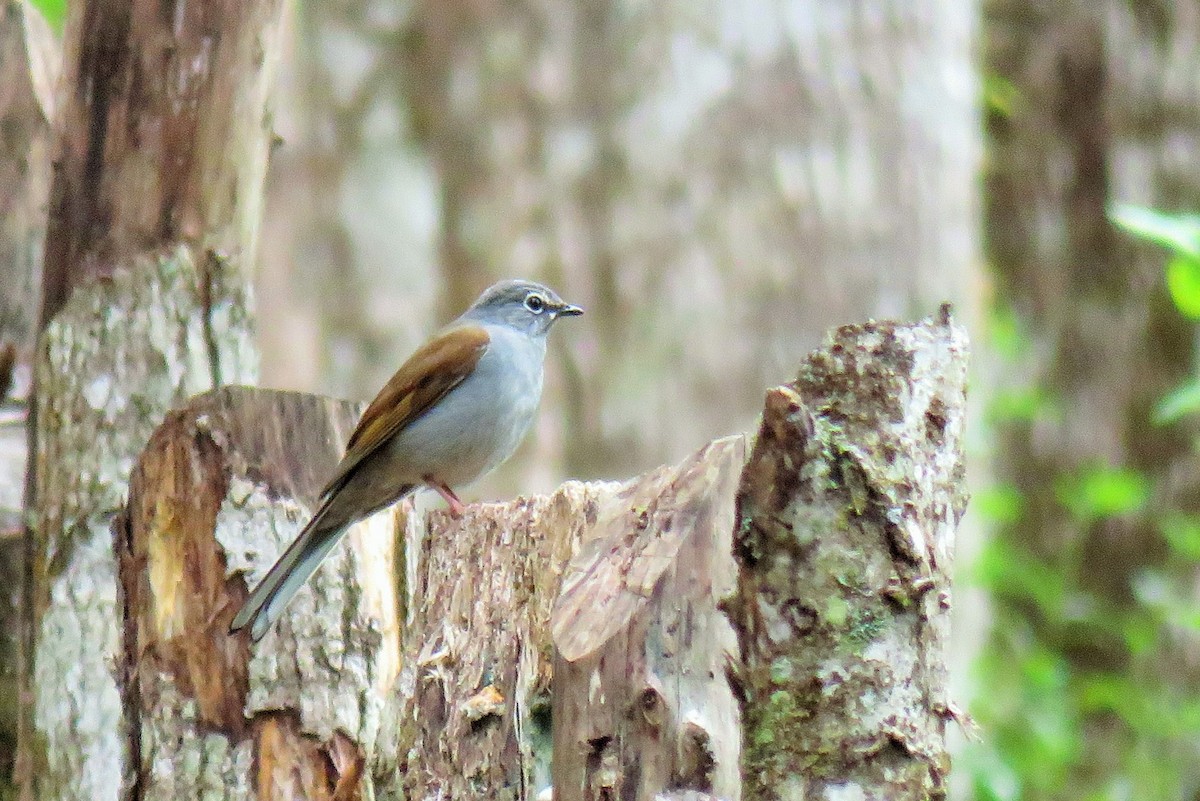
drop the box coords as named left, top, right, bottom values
left=18, top=1, right=283, bottom=798
left=984, top=2, right=1200, bottom=796
left=0, top=1, right=58, bottom=792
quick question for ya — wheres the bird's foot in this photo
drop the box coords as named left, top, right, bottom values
left=426, top=479, right=466, bottom=518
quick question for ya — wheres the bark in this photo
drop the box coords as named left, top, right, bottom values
left=119, top=386, right=396, bottom=801
left=19, top=1, right=283, bottom=798
left=0, top=2, right=58, bottom=789
left=381, top=482, right=616, bottom=799
left=985, top=1, right=1200, bottom=794
left=24, top=251, right=257, bottom=801
left=551, top=437, right=745, bottom=801
left=729, top=311, right=969, bottom=800
left=105, top=310, right=966, bottom=800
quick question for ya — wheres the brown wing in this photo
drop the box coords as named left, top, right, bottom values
left=318, top=324, right=490, bottom=500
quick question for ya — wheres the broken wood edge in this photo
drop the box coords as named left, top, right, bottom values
left=550, top=435, right=747, bottom=800
left=118, top=386, right=386, bottom=800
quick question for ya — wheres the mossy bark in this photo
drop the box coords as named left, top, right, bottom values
left=729, top=311, right=969, bottom=800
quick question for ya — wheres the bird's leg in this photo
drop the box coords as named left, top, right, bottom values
left=425, top=477, right=466, bottom=518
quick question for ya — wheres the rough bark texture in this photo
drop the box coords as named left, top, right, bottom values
left=104, top=311, right=967, bottom=799
left=20, top=0, right=283, bottom=798
left=0, top=2, right=58, bottom=789
left=39, top=0, right=283, bottom=326
left=984, top=2, right=1200, bottom=795
left=380, top=482, right=616, bottom=800
left=120, top=386, right=397, bottom=801
left=551, top=437, right=745, bottom=801
left=24, top=251, right=257, bottom=801
left=729, top=311, right=969, bottom=800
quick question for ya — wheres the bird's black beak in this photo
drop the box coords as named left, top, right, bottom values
left=556, top=303, right=584, bottom=317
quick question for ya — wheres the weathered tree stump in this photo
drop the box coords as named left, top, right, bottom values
left=551, top=437, right=746, bottom=800
left=120, top=386, right=399, bottom=800
left=381, top=483, right=615, bottom=799
left=106, top=309, right=967, bottom=800
left=729, top=310, right=969, bottom=800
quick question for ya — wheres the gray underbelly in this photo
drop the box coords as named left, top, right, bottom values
left=383, top=348, right=541, bottom=487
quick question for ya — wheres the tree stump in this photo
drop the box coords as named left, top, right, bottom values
left=105, top=309, right=967, bottom=800
left=120, top=386, right=401, bottom=800
left=730, top=310, right=969, bottom=800
left=20, top=0, right=284, bottom=797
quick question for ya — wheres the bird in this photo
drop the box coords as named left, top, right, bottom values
left=229, top=279, right=583, bottom=642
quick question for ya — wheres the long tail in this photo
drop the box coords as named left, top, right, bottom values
left=229, top=502, right=347, bottom=642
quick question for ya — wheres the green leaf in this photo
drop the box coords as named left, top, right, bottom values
left=1110, top=204, right=1200, bottom=258
left=1121, top=613, right=1159, bottom=656
left=983, top=75, right=1023, bottom=119
left=987, top=386, right=1054, bottom=424
left=1057, top=466, right=1149, bottom=522
left=1166, top=254, right=1200, bottom=318
left=1159, top=513, right=1200, bottom=561
left=27, top=0, right=67, bottom=32
left=975, top=484, right=1024, bottom=525
left=974, top=540, right=1066, bottom=615
left=1154, top=378, right=1200, bottom=424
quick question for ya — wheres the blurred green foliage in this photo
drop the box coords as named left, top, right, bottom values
left=965, top=207, right=1200, bottom=800
left=26, top=0, right=65, bottom=32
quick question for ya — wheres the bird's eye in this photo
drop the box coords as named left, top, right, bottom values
left=525, top=294, right=546, bottom=313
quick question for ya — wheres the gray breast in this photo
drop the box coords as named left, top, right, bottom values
left=385, top=324, right=546, bottom=487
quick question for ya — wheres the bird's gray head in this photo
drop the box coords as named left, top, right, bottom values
left=461, top=279, right=583, bottom=336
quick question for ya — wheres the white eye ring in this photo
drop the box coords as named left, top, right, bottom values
left=525, top=294, right=547, bottom=313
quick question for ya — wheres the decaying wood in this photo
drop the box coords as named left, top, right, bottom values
left=550, top=437, right=746, bottom=801
left=23, top=250, right=257, bottom=801
left=729, top=310, right=969, bottom=800
left=21, top=0, right=284, bottom=798
left=108, top=310, right=967, bottom=799
left=120, top=385, right=399, bottom=801
left=381, top=482, right=617, bottom=799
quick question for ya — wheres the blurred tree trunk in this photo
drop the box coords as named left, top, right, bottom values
left=257, top=0, right=983, bottom=494
left=16, top=1, right=282, bottom=799
left=0, top=1, right=58, bottom=792
left=394, top=0, right=983, bottom=486
left=984, top=1, right=1200, bottom=797
left=258, top=2, right=442, bottom=402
